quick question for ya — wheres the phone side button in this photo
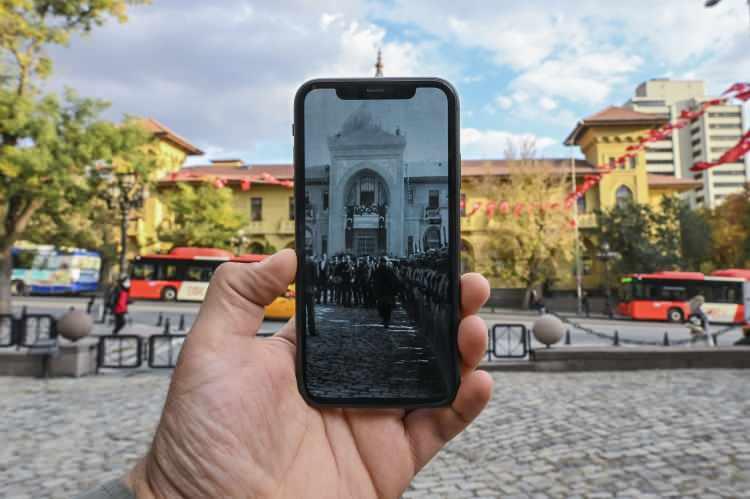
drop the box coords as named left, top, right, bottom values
left=292, top=123, right=295, bottom=136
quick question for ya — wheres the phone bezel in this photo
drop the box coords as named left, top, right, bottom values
left=293, top=77, right=461, bottom=408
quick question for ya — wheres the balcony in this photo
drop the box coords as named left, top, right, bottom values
left=424, top=206, right=442, bottom=223
left=278, top=220, right=295, bottom=234
left=305, top=206, right=315, bottom=221
left=348, top=205, right=385, bottom=229
left=247, top=220, right=266, bottom=234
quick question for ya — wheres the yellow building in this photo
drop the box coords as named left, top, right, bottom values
left=564, top=106, right=699, bottom=288
left=128, top=119, right=204, bottom=255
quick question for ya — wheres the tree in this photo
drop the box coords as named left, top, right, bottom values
left=678, top=203, right=713, bottom=271
left=0, top=1, right=149, bottom=312
left=706, top=187, right=750, bottom=268
left=158, top=183, right=244, bottom=250
left=594, top=196, right=683, bottom=275
left=467, top=156, right=575, bottom=307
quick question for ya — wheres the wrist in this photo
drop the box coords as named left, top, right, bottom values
left=124, top=457, right=159, bottom=499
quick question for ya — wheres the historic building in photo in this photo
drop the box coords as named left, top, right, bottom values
left=304, top=104, right=449, bottom=258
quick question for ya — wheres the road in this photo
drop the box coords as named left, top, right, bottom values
left=9, top=296, right=745, bottom=346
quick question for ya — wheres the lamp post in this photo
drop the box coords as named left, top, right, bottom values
left=103, top=171, right=144, bottom=275
left=597, top=241, right=619, bottom=319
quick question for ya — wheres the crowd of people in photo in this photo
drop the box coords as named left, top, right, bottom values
left=303, top=248, right=452, bottom=341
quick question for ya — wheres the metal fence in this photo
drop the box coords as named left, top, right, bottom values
left=0, top=312, right=57, bottom=348
left=487, top=324, right=530, bottom=360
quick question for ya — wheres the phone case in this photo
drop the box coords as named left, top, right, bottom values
left=293, top=78, right=461, bottom=408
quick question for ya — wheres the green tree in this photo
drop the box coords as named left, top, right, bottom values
left=594, top=196, right=682, bottom=275
left=468, top=159, right=575, bottom=307
left=678, top=203, right=713, bottom=271
left=0, top=1, right=149, bottom=312
left=706, top=187, right=750, bottom=268
left=158, top=183, right=244, bottom=250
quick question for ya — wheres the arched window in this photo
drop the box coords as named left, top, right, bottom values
left=615, top=185, right=633, bottom=208
left=423, top=227, right=441, bottom=250
left=346, top=171, right=388, bottom=207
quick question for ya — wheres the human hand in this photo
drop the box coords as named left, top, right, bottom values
left=126, top=249, right=492, bottom=498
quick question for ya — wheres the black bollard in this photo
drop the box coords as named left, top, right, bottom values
left=613, top=330, right=620, bottom=347
left=663, top=332, right=670, bottom=346
left=712, top=333, right=719, bottom=346
left=156, top=312, right=163, bottom=327
left=565, top=329, right=571, bottom=345
left=179, top=314, right=185, bottom=331
left=87, top=296, right=95, bottom=314
left=21, top=306, right=27, bottom=319
left=163, top=317, right=171, bottom=336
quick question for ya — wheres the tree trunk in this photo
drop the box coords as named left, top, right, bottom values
left=0, top=246, right=13, bottom=315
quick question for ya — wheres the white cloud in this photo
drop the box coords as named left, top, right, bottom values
left=460, top=128, right=556, bottom=159
left=320, top=12, right=343, bottom=30
left=539, top=96, right=557, bottom=111
left=495, top=96, right=513, bottom=110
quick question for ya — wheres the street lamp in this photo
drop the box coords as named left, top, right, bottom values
left=597, top=241, right=619, bottom=319
left=103, top=171, right=145, bottom=275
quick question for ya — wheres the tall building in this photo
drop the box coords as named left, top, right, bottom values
left=625, top=78, right=748, bottom=208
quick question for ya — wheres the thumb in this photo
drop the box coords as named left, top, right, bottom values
left=191, top=249, right=297, bottom=341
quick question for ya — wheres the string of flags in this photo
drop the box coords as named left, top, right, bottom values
left=167, top=170, right=294, bottom=191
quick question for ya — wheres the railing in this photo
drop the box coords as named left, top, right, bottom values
left=351, top=204, right=385, bottom=216
left=424, top=207, right=442, bottom=221
left=486, top=324, right=530, bottom=360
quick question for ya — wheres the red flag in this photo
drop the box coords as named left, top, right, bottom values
left=626, top=144, right=641, bottom=152
left=513, top=203, right=525, bottom=217
left=213, top=178, right=226, bottom=188
left=722, top=82, right=750, bottom=95
left=705, top=98, right=725, bottom=107
left=690, top=161, right=717, bottom=172
left=499, top=201, right=510, bottom=214
left=486, top=200, right=497, bottom=217
left=460, top=197, right=466, bottom=211
left=468, top=201, right=481, bottom=216
left=240, top=179, right=251, bottom=191
left=735, top=90, right=750, bottom=102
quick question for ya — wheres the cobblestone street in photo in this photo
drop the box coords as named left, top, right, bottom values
left=305, top=302, right=446, bottom=400
left=3, top=369, right=750, bottom=498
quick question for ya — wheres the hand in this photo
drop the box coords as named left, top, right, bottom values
left=126, top=249, right=492, bottom=499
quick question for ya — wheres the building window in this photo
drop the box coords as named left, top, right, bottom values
left=691, top=138, right=701, bottom=147
left=694, top=173, right=703, bottom=180
left=323, top=190, right=329, bottom=211
left=428, top=190, right=439, bottom=209
left=577, top=195, right=586, bottom=213
left=407, top=236, right=414, bottom=255
left=629, top=156, right=637, bottom=169
left=714, top=182, right=746, bottom=188
left=692, top=149, right=702, bottom=158
left=460, top=193, right=466, bottom=217
left=615, top=185, right=633, bottom=208
left=609, top=157, right=616, bottom=169
left=708, top=111, right=741, bottom=118
left=712, top=134, right=741, bottom=141
left=696, top=196, right=704, bottom=204
left=251, top=197, right=263, bottom=221
left=709, top=123, right=741, bottom=129
left=407, top=187, right=415, bottom=205
left=711, top=146, right=730, bottom=153
left=288, top=197, right=295, bottom=221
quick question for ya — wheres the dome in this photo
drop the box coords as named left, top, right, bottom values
left=340, top=103, right=379, bottom=134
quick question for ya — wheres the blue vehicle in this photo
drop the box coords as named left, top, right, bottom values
left=11, top=244, right=101, bottom=295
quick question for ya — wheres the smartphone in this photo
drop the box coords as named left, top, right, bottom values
left=294, top=78, right=460, bottom=408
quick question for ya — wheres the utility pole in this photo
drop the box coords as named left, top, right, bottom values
left=571, top=154, right=583, bottom=315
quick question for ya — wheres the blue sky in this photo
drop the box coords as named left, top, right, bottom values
left=47, top=0, right=750, bottom=164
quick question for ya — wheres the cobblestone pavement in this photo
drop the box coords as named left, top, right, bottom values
left=2, top=370, right=750, bottom=498
left=306, top=302, right=446, bottom=400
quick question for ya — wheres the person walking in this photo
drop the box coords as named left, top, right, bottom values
left=688, top=294, right=714, bottom=346
left=112, top=275, right=131, bottom=335
left=581, top=290, right=590, bottom=318
left=373, top=257, right=399, bottom=329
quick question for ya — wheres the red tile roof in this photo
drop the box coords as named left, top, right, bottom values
left=140, top=118, right=204, bottom=156
left=647, top=174, right=701, bottom=191
left=565, top=106, right=669, bottom=145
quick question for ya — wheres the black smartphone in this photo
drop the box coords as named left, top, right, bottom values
left=294, top=78, right=460, bottom=408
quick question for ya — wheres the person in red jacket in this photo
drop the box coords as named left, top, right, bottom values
left=112, top=275, right=131, bottom=335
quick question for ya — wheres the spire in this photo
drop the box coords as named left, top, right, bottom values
left=374, top=49, right=383, bottom=77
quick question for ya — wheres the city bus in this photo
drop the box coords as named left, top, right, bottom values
left=11, top=243, right=101, bottom=295
left=129, top=247, right=294, bottom=319
left=617, top=271, right=749, bottom=324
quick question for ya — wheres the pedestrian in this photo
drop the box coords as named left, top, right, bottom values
left=373, top=257, right=399, bottom=329
left=111, top=275, right=131, bottom=335
left=581, top=290, right=590, bottom=318
left=687, top=294, right=713, bottom=346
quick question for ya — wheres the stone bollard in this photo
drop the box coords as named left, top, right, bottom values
left=163, top=317, right=171, bottom=336
left=613, top=330, right=620, bottom=347
left=156, top=313, right=163, bottom=327
left=532, top=314, right=565, bottom=348
left=56, top=309, right=94, bottom=342
left=564, top=329, right=571, bottom=345
left=179, top=314, right=185, bottom=331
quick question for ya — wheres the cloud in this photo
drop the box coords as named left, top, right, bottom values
left=460, top=128, right=556, bottom=159
left=495, top=96, right=513, bottom=110
left=539, top=96, right=557, bottom=111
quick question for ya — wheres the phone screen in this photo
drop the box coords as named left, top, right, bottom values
left=299, top=83, right=458, bottom=405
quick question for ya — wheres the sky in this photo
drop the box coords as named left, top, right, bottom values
left=46, top=0, right=750, bottom=165
left=303, top=87, right=447, bottom=165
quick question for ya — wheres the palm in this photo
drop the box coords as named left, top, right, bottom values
left=134, top=250, right=492, bottom=499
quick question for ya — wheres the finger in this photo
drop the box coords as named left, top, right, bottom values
left=460, top=273, right=490, bottom=318
left=272, top=318, right=297, bottom=348
left=192, top=249, right=297, bottom=339
left=457, top=314, right=488, bottom=374
left=404, top=370, right=493, bottom=471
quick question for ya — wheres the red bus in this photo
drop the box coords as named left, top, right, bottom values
left=617, top=271, right=749, bottom=324
left=129, top=247, right=294, bottom=319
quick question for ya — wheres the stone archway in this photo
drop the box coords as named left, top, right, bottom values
left=342, top=168, right=390, bottom=256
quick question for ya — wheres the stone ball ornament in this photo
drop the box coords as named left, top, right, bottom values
left=532, top=314, right=565, bottom=346
left=56, top=308, right=94, bottom=342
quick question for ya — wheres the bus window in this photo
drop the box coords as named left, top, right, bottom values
left=160, top=263, right=180, bottom=280
left=132, top=262, right=156, bottom=280
left=660, top=286, right=687, bottom=301
left=186, top=265, right=215, bottom=282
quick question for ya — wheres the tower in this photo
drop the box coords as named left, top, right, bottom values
left=374, top=49, right=383, bottom=77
